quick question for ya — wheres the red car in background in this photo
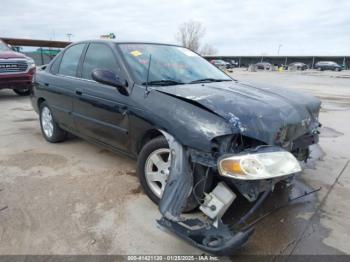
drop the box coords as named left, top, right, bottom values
left=0, top=39, right=36, bottom=96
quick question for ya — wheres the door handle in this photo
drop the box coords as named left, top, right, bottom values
left=44, top=83, right=49, bottom=87
left=119, top=105, right=128, bottom=116
left=75, top=89, right=82, bottom=96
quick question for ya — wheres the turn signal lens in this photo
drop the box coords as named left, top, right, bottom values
left=221, top=159, right=244, bottom=175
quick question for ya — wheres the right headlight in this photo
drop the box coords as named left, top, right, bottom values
left=218, top=151, right=301, bottom=180
left=26, top=57, right=36, bottom=69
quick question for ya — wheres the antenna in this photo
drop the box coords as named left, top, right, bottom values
left=145, top=54, right=152, bottom=96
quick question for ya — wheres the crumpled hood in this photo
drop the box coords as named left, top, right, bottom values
left=156, top=80, right=321, bottom=145
left=0, top=50, right=26, bottom=59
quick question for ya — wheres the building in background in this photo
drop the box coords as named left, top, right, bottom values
left=100, top=33, right=116, bottom=39
left=24, top=48, right=62, bottom=65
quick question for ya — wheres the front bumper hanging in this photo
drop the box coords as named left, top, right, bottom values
left=157, top=131, right=257, bottom=255
left=157, top=131, right=321, bottom=254
left=158, top=218, right=255, bottom=256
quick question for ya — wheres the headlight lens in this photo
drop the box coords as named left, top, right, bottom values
left=218, top=151, right=301, bottom=180
left=26, top=58, right=36, bottom=68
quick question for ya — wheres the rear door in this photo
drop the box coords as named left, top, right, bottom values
left=72, top=43, right=130, bottom=152
left=39, top=43, right=86, bottom=131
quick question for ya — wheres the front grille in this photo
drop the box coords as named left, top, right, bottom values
left=0, top=60, right=28, bottom=74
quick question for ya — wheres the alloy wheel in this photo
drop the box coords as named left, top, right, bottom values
left=41, top=107, right=54, bottom=138
left=144, top=148, right=171, bottom=198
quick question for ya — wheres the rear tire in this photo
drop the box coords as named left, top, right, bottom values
left=137, top=136, right=212, bottom=212
left=13, top=87, right=31, bottom=96
left=39, top=102, right=67, bottom=143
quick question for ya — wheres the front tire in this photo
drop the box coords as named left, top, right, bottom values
left=137, top=136, right=211, bottom=212
left=13, top=87, right=31, bottom=96
left=39, top=102, right=67, bottom=143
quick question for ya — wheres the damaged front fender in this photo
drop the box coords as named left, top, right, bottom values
left=158, top=131, right=193, bottom=221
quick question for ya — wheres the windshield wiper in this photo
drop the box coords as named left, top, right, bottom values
left=142, top=80, right=185, bottom=86
left=189, top=78, right=232, bottom=84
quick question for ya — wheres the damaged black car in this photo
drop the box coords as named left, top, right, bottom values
left=30, top=40, right=321, bottom=255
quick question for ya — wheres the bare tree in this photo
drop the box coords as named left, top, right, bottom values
left=200, top=43, right=218, bottom=56
left=175, top=20, right=205, bottom=52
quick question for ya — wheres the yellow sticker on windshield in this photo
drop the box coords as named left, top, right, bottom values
left=177, top=47, right=198, bottom=57
left=131, top=50, right=142, bottom=57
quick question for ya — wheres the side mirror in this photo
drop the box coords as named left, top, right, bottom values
left=92, top=69, right=129, bottom=96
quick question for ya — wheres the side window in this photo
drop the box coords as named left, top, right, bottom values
left=82, top=43, right=120, bottom=80
left=50, top=55, right=61, bottom=74
left=58, top=44, right=85, bottom=77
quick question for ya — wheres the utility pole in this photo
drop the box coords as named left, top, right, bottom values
left=52, top=29, right=56, bottom=40
left=66, top=33, right=73, bottom=41
left=277, top=44, right=282, bottom=56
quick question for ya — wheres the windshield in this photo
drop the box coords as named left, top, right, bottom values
left=0, top=41, right=10, bottom=52
left=118, top=44, right=232, bottom=85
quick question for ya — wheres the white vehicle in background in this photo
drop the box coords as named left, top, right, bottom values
left=255, top=62, right=273, bottom=70
left=210, top=59, right=233, bottom=71
left=288, top=62, right=308, bottom=71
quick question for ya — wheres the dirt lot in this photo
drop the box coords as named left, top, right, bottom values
left=0, top=69, right=349, bottom=257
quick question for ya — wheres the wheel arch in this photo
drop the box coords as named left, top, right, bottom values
left=37, top=97, right=46, bottom=109
left=136, top=128, right=165, bottom=155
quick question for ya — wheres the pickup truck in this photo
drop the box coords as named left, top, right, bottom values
left=0, top=39, right=36, bottom=96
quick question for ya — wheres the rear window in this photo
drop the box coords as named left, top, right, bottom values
left=58, top=44, right=85, bottom=77
left=50, top=55, right=61, bottom=74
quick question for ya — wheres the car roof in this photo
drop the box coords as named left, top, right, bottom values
left=69, top=39, right=184, bottom=48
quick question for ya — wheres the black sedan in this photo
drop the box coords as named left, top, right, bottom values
left=31, top=40, right=321, bottom=254
left=314, top=61, right=342, bottom=71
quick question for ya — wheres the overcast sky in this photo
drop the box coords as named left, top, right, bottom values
left=1, top=0, right=349, bottom=55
